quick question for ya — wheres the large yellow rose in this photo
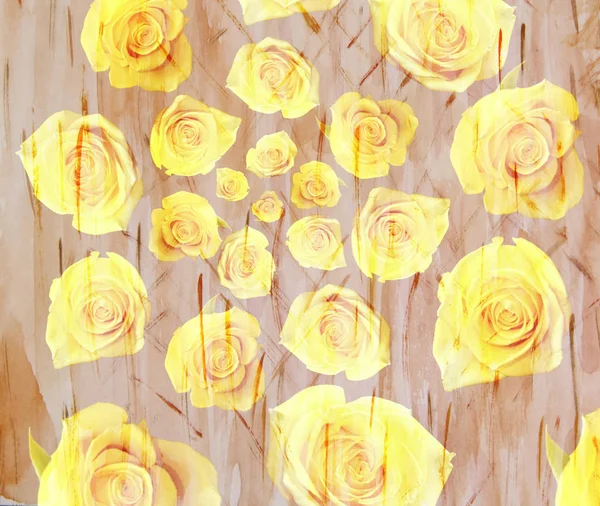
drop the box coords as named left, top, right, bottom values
left=29, top=403, right=221, bottom=506
left=217, top=227, right=275, bottom=299
left=451, top=80, right=584, bottom=220
left=286, top=216, right=346, bottom=270
left=149, top=191, right=229, bottom=262
left=46, top=252, right=151, bottom=368
left=352, top=187, right=450, bottom=282
left=165, top=295, right=265, bottom=411
left=150, top=95, right=241, bottom=176
left=216, top=168, right=250, bottom=202
left=18, top=111, right=143, bottom=235
left=324, top=92, right=418, bottom=179
left=251, top=191, right=284, bottom=222
left=368, top=0, right=516, bottom=92
left=291, top=161, right=343, bottom=209
left=246, top=131, right=297, bottom=178
left=238, top=0, right=341, bottom=25
left=433, top=237, right=571, bottom=391
left=281, top=285, right=390, bottom=380
left=267, top=385, right=454, bottom=505
left=227, top=37, right=320, bottom=119
left=81, top=0, right=192, bottom=92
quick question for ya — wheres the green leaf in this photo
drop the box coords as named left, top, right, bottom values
left=545, top=427, right=569, bottom=481
left=499, top=63, right=524, bottom=90
left=28, top=429, right=51, bottom=479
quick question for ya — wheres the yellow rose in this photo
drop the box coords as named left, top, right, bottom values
left=291, top=161, right=343, bottom=209
left=149, top=191, right=229, bottom=262
left=433, top=237, right=571, bottom=391
left=217, top=226, right=275, bottom=299
left=238, top=0, right=341, bottom=25
left=267, top=385, right=454, bottom=505
left=324, top=92, right=418, bottom=179
left=280, top=285, right=390, bottom=379
left=81, top=0, right=192, bottom=92
left=227, top=37, right=319, bottom=119
left=251, top=191, right=284, bottom=222
left=286, top=216, right=346, bottom=270
left=368, top=0, right=516, bottom=92
left=352, top=187, right=450, bottom=282
left=165, top=295, right=265, bottom=411
left=29, top=403, right=221, bottom=506
left=451, top=80, right=584, bottom=220
left=150, top=95, right=241, bottom=176
left=17, top=111, right=143, bottom=235
left=45, top=252, right=150, bottom=368
left=216, top=168, right=250, bottom=202
left=246, top=131, right=297, bottom=177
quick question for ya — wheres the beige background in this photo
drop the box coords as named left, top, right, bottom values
left=1, top=0, right=600, bottom=504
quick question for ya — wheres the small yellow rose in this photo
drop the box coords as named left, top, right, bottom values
left=281, top=285, right=390, bottom=379
left=252, top=191, right=284, bottom=222
left=227, top=37, right=319, bottom=119
left=217, top=226, right=275, bottom=299
left=267, top=385, right=453, bottom=505
left=149, top=191, right=229, bottom=262
left=81, top=0, right=192, bottom=92
left=352, top=187, right=450, bottom=281
left=246, top=131, right=297, bottom=177
left=17, top=111, right=143, bottom=235
left=29, top=403, right=221, bottom=506
left=165, top=295, right=265, bottom=411
left=45, top=252, right=151, bottom=368
left=369, top=0, right=516, bottom=92
left=291, top=161, right=343, bottom=209
left=238, top=0, right=341, bottom=25
left=216, top=168, right=250, bottom=202
left=286, top=216, right=346, bottom=270
left=150, top=95, right=241, bottom=176
left=451, top=80, right=584, bottom=220
left=324, top=92, right=418, bottom=179
left=433, top=237, right=571, bottom=391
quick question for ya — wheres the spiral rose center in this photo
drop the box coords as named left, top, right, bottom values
left=207, top=340, right=239, bottom=378
left=90, top=464, right=151, bottom=506
left=127, top=12, right=164, bottom=55
left=354, top=117, right=386, bottom=145
left=171, top=220, right=199, bottom=244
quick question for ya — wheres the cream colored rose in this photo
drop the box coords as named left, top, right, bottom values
left=281, top=285, right=390, bottom=379
left=45, top=252, right=150, bottom=368
left=217, top=227, right=275, bottom=299
left=150, top=95, right=241, bottom=176
left=29, top=403, right=221, bottom=506
left=149, top=191, right=229, bottom=262
left=369, top=0, right=516, bottom=92
left=291, top=161, right=343, bottom=209
left=352, top=187, right=450, bottom=281
left=286, top=216, right=346, bottom=270
left=216, top=168, right=250, bottom=202
left=238, top=0, right=341, bottom=25
left=165, top=295, right=265, bottom=411
left=18, top=111, right=143, bottom=235
left=324, top=92, right=418, bottom=179
left=267, top=385, right=454, bottom=505
left=252, top=191, right=284, bottom=222
left=227, top=37, right=319, bottom=119
left=246, top=131, right=297, bottom=177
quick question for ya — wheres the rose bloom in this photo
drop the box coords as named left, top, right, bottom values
left=45, top=252, right=150, bottom=368
left=281, top=285, right=390, bottom=380
left=451, top=80, right=584, bottom=220
left=149, top=191, right=229, bottom=262
left=165, top=295, right=265, bottom=411
left=286, top=216, right=346, bottom=270
left=238, top=0, right=341, bottom=25
left=324, top=92, right=418, bottom=179
left=267, top=385, right=454, bottom=505
left=81, top=0, right=192, bottom=92
left=251, top=191, right=284, bottom=222
left=18, top=111, right=143, bottom=235
left=291, top=161, right=343, bottom=209
left=246, top=131, right=297, bottom=178
left=352, top=187, right=450, bottom=281
left=217, top=227, right=275, bottom=299
left=29, top=403, right=221, bottom=506
left=150, top=95, right=241, bottom=177
left=368, top=0, right=516, bottom=92
left=227, top=37, right=319, bottom=119
left=433, top=237, right=571, bottom=391
left=216, top=168, right=250, bottom=202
